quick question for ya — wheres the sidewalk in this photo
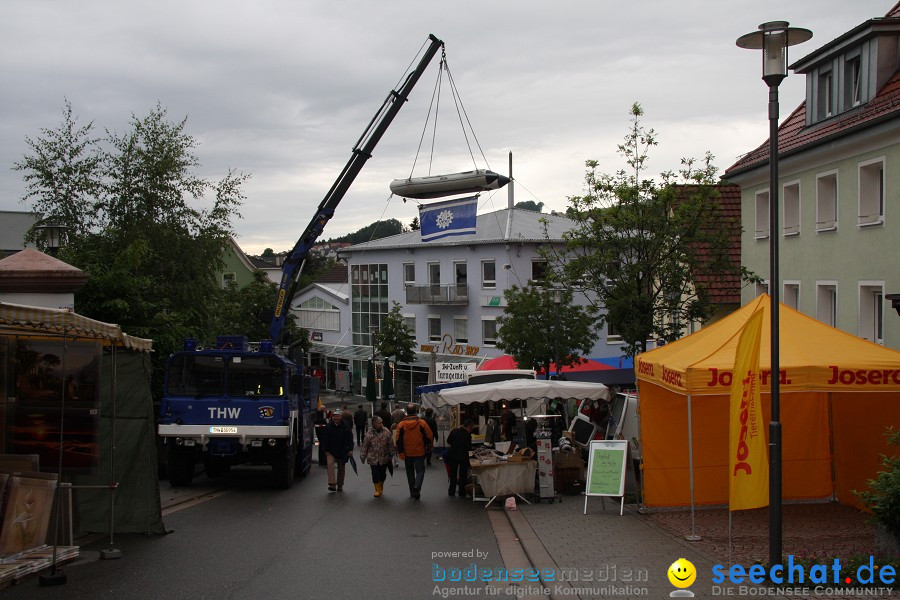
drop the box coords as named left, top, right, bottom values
left=512, top=497, right=717, bottom=599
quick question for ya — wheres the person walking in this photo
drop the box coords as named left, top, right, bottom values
left=320, top=410, right=353, bottom=492
left=446, top=419, right=475, bottom=497
left=359, top=416, right=395, bottom=497
left=375, top=401, right=392, bottom=429
left=423, top=407, right=439, bottom=466
left=353, top=404, right=368, bottom=446
left=395, top=404, right=433, bottom=499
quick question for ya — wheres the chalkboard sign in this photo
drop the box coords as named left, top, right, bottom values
left=583, top=440, right=628, bottom=515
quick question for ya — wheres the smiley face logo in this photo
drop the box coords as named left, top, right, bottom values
left=667, top=558, right=696, bottom=588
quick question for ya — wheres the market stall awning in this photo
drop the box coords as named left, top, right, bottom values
left=434, top=379, right=609, bottom=407
left=0, top=301, right=152, bottom=352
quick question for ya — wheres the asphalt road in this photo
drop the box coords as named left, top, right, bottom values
left=7, top=459, right=503, bottom=600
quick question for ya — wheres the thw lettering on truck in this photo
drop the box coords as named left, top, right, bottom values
left=208, top=407, right=241, bottom=419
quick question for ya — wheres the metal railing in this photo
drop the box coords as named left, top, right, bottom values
left=405, top=284, right=469, bottom=305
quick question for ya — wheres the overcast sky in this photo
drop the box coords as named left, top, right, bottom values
left=0, top=1, right=886, bottom=255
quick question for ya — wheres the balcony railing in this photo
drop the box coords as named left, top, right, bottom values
left=405, top=284, right=469, bottom=305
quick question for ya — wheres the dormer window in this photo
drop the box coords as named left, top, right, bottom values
left=817, top=70, right=834, bottom=120
left=846, top=57, right=862, bottom=107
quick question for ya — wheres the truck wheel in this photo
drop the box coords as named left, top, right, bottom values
left=273, top=445, right=296, bottom=489
left=168, top=445, right=195, bottom=487
left=295, top=440, right=312, bottom=476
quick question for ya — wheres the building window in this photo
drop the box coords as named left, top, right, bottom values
left=816, top=282, right=837, bottom=327
left=858, top=284, right=884, bottom=344
left=351, top=263, right=389, bottom=345
left=607, top=318, right=621, bottom=341
left=428, top=315, right=441, bottom=342
left=428, top=262, right=440, bottom=285
left=482, top=260, right=496, bottom=289
left=755, top=190, right=770, bottom=239
left=817, top=70, right=833, bottom=120
left=454, top=316, right=468, bottom=344
left=403, top=263, right=415, bottom=285
left=845, top=56, right=861, bottom=108
left=222, top=272, right=236, bottom=288
left=783, top=182, right=800, bottom=236
left=531, top=260, right=548, bottom=282
left=858, top=158, right=885, bottom=226
left=297, top=296, right=341, bottom=331
left=755, top=282, right=769, bottom=297
left=454, top=261, right=467, bottom=285
left=784, top=282, right=800, bottom=310
left=816, top=172, right=838, bottom=232
left=402, top=314, right=416, bottom=340
left=482, top=318, right=497, bottom=346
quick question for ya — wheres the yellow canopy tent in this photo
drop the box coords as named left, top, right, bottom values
left=635, top=294, right=900, bottom=509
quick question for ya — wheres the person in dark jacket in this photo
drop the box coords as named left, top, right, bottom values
left=423, top=407, right=439, bottom=465
left=446, top=419, right=475, bottom=497
left=321, top=411, right=354, bottom=492
left=375, top=401, right=392, bottom=429
left=353, top=404, right=368, bottom=445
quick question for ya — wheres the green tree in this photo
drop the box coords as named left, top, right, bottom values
left=15, top=101, right=247, bottom=393
left=549, top=103, right=758, bottom=357
left=514, top=200, right=544, bottom=212
left=13, top=100, right=103, bottom=239
left=209, top=272, right=306, bottom=350
left=373, top=301, right=416, bottom=365
left=496, top=285, right=598, bottom=378
left=409, top=216, right=420, bottom=231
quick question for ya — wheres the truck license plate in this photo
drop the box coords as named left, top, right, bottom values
left=209, top=426, right=238, bottom=434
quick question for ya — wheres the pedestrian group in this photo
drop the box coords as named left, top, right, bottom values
left=321, top=402, right=472, bottom=500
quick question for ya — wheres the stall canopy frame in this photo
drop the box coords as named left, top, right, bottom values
left=0, top=301, right=165, bottom=536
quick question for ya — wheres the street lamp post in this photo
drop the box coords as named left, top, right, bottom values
left=368, top=326, right=378, bottom=410
left=35, top=223, right=69, bottom=257
left=737, top=21, right=811, bottom=569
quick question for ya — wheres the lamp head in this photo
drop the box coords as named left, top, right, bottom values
left=736, top=21, right=812, bottom=83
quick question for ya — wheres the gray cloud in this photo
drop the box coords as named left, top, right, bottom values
left=0, top=0, right=878, bottom=253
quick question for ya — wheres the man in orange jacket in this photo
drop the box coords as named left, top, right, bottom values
left=396, top=403, right=434, bottom=499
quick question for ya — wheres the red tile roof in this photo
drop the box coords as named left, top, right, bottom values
left=690, top=185, right=742, bottom=305
left=315, top=263, right=348, bottom=285
left=726, top=27, right=900, bottom=178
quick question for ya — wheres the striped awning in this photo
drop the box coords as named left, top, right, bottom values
left=0, top=301, right=152, bottom=352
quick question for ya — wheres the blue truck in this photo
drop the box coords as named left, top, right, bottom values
left=157, top=35, right=444, bottom=488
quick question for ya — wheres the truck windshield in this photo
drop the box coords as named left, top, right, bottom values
left=167, top=355, right=224, bottom=396
left=228, top=356, right=285, bottom=398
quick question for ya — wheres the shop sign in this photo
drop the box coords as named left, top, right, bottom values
left=435, top=362, right=475, bottom=382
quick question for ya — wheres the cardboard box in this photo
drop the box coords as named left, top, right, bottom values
left=507, top=448, right=534, bottom=463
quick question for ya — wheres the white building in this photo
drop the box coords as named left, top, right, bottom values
left=290, top=207, right=633, bottom=404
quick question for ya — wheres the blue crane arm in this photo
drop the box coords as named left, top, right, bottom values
left=269, top=34, right=444, bottom=343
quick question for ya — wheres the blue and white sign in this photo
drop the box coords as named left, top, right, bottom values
left=419, top=196, right=477, bottom=242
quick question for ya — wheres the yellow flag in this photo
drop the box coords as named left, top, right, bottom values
left=728, top=307, right=769, bottom=511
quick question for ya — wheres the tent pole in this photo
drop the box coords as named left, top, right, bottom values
left=101, top=344, right=122, bottom=560
left=40, top=329, right=68, bottom=586
left=827, top=392, right=836, bottom=502
left=685, top=394, right=701, bottom=541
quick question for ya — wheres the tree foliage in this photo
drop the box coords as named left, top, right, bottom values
left=323, top=218, right=405, bottom=244
left=547, top=103, right=758, bottom=357
left=373, top=301, right=417, bottom=365
left=14, top=101, right=248, bottom=392
left=514, top=200, right=544, bottom=213
left=496, top=285, right=598, bottom=377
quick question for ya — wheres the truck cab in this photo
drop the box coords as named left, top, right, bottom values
left=159, top=336, right=316, bottom=488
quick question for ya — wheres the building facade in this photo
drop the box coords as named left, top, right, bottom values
left=724, top=6, right=900, bottom=350
left=290, top=208, right=631, bottom=403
